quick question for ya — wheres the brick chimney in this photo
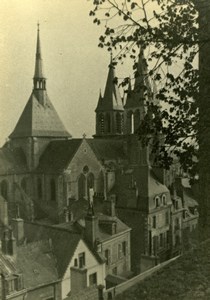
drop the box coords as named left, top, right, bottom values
left=1, top=229, right=17, bottom=256
left=103, top=195, right=116, bottom=217
left=11, top=218, right=24, bottom=244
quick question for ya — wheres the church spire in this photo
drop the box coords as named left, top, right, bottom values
left=33, top=23, right=46, bottom=91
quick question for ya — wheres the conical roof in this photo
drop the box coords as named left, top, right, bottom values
left=34, top=23, right=45, bottom=79
left=95, top=60, right=123, bottom=112
left=124, top=48, right=152, bottom=109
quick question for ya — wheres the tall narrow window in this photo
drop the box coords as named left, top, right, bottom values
left=79, top=252, right=85, bottom=268
left=153, top=216, right=156, bottom=228
left=116, top=112, right=122, bottom=133
left=1, top=180, right=8, bottom=201
left=50, top=179, right=56, bottom=202
left=89, top=273, right=97, bottom=286
left=21, top=178, right=27, bottom=193
left=37, top=178, right=42, bottom=199
left=99, top=113, right=105, bottom=134
left=105, top=113, right=111, bottom=133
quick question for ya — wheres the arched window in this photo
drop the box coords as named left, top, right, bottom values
left=50, top=179, right=56, bottom=202
left=1, top=180, right=8, bottom=201
left=126, top=111, right=132, bottom=134
left=116, top=112, right=122, bottom=134
left=37, top=178, right=42, bottom=199
left=99, top=113, right=105, bottom=134
left=131, top=113, right=134, bottom=134
left=134, top=110, right=140, bottom=132
left=105, top=113, right=111, bottom=133
left=78, top=174, right=86, bottom=199
left=21, top=178, right=27, bottom=193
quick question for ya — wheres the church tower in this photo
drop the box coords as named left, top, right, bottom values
left=124, top=48, right=153, bottom=135
left=94, top=57, right=124, bottom=138
left=8, top=24, right=71, bottom=170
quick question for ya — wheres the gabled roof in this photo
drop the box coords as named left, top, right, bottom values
left=95, top=62, right=123, bottom=112
left=24, top=222, right=81, bottom=278
left=9, top=93, right=70, bottom=139
left=36, top=139, right=82, bottom=173
left=0, top=146, right=28, bottom=175
left=16, top=240, right=58, bottom=289
left=87, top=138, right=127, bottom=161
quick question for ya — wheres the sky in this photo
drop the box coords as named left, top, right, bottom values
left=0, top=0, right=134, bottom=146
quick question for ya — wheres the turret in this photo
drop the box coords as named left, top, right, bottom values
left=94, top=56, right=124, bottom=138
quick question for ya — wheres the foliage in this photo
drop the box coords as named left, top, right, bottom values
left=90, top=0, right=200, bottom=180
left=115, top=238, right=210, bottom=300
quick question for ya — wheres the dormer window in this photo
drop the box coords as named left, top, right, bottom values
left=155, top=196, right=160, bottom=208
left=162, top=194, right=167, bottom=206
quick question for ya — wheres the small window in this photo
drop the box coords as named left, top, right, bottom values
left=160, top=233, right=163, bottom=247
left=118, top=244, right=122, bottom=259
left=153, top=216, right=156, bottom=229
left=165, top=211, right=169, bottom=225
left=122, top=241, right=127, bottom=256
left=104, top=249, right=111, bottom=265
left=162, top=194, right=167, bottom=205
left=155, top=196, right=160, bottom=208
left=89, top=272, right=97, bottom=286
left=74, top=259, right=78, bottom=267
left=78, top=252, right=85, bottom=268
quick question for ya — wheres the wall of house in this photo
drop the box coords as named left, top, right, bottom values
left=61, top=239, right=105, bottom=299
left=100, top=231, right=131, bottom=278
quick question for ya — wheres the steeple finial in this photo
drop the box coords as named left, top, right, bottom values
left=33, top=23, right=46, bottom=91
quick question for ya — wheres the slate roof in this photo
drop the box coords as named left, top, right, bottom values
left=95, top=63, right=124, bottom=112
left=0, top=240, right=58, bottom=290
left=87, top=138, right=127, bottom=161
left=36, top=139, right=82, bottom=173
left=24, top=222, right=81, bottom=278
left=0, top=146, right=28, bottom=175
left=16, top=240, right=59, bottom=289
left=10, top=92, right=70, bottom=139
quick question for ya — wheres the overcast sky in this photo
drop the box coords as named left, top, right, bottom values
left=0, top=0, right=134, bottom=146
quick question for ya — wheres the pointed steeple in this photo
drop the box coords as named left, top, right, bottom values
left=33, top=23, right=46, bottom=93
left=9, top=25, right=71, bottom=140
left=95, top=55, right=123, bottom=112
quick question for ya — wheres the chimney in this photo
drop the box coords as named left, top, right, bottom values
left=1, top=229, right=17, bottom=256
left=1, top=230, right=9, bottom=254
left=84, top=202, right=98, bottom=248
left=11, top=218, right=24, bottom=244
left=8, top=231, right=17, bottom=256
left=103, top=195, right=116, bottom=217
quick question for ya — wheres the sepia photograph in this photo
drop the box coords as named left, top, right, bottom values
left=0, top=0, right=209, bottom=299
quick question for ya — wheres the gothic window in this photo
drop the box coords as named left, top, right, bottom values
left=116, top=112, right=122, bottom=133
left=78, top=173, right=86, bottom=199
left=105, top=113, right=111, bottom=133
left=1, top=180, right=8, bottom=201
left=134, top=109, right=140, bottom=132
left=37, top=178, right=42, bottom=199
left=131, top=113, right=135, bottom=134
left=99, top=113, right=105, bottom=134
left=127, top=111, right=132, bottom=134
left=50, top=179, right=56, bottom=202
left=83, top=165, right=89, bottom=174
left=21, top=178, right=27, bottom=193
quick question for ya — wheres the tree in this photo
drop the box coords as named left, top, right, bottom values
left=90, top=0, right=210, bottom=229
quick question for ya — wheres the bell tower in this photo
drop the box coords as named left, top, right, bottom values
left=94, top=56, right=124, bottom=138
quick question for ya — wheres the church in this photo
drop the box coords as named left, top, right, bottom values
left=0, top=26, right=198, bottom=275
